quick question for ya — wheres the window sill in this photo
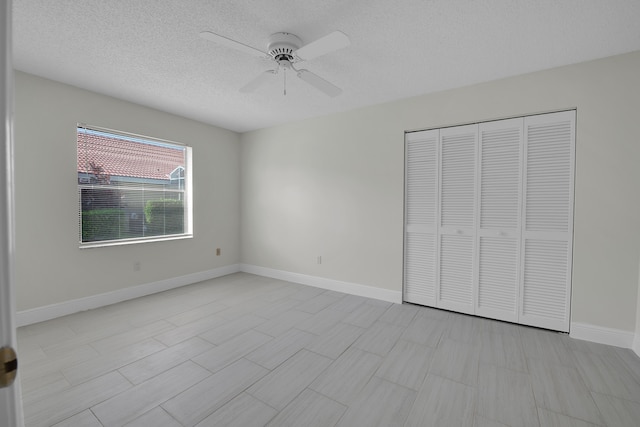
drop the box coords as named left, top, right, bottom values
left=79, top=233, right=193, bottom=249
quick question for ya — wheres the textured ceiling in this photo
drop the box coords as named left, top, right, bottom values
left=12, top=0, right=640, bottom=133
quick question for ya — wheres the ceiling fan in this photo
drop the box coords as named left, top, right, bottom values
left=199, top=30, right=350, bottom=97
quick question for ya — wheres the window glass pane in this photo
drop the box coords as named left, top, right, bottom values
left=77, top=126, right=190, bottom=245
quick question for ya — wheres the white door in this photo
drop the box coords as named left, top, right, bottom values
left=403, top=129, right=439, bottom=306
left=437, top=124, right=477, bottom=314
left=475, top=118, right=523, bottom=323
left=519, top=111, right=576, bottom=332
left=1, top=0, right=23, bottom=425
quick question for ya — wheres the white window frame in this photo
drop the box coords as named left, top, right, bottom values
left=77, top=124, right=193, bottom=248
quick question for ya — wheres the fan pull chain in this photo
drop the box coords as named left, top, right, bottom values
left=283, top=67, right=287, bottom=96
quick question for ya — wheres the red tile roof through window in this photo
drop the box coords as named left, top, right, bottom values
left=77, top=132, right=184, bottom=181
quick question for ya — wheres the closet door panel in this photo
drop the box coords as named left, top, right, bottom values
left=477, top=236, right=519, bottom=321
left=522, top=239, right=570, bottom=327
left=404, top=130, right=438, bottom=306
left=437, top=124, right=477, bottom=314
left=439, top=234, right=474, bottom=311
left=440, top=127, right=476, bottom=230
left=520, top=111, right=575, bottom=332
left=475, top=119, right=523, bottom=322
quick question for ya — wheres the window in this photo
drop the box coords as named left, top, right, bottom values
left=77, top=125, right=192, bottom=247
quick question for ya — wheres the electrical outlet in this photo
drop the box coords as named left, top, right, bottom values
left=133, top=261, right=141, bottom=271
left=216, top=248, right=221, bottom=256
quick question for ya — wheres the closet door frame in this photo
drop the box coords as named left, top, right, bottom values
left=403, top=110, right=575, bottom=333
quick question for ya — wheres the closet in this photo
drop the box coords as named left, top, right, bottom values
left=403, top=110, right=575, bottom=332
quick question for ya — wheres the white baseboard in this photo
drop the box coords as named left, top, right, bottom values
left=240, top=264, right=402, bottom=304
left=17, top=262, right=639, bottom=355
left=570, top=322, right=636, bottom=349
left=16, top=264, right=241, bottom=327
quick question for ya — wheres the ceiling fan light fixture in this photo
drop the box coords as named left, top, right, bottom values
left=267, top=32, right=302, bottom=62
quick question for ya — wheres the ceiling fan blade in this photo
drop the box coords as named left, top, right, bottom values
left=295, top=31, right=350, bottom=61
left=199, top=31, right=267, bottom=59
left=240, top=70, right=277, bottom=93
left=297, top=69, right=342, bottom=97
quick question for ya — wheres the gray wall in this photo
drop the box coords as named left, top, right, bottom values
left=14, top=71, right=241, bottom=311
left=241, top=51, right=640, bottom=333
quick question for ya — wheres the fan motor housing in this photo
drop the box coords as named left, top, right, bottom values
left=268, top=32, right=302, bottom=61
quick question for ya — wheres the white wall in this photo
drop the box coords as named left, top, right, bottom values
left=241, top=51, right=640, bottom=334
left=14, top=71, right=241, bottom=311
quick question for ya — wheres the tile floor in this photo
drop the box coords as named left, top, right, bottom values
left=17, top=273, right=640, bottom=426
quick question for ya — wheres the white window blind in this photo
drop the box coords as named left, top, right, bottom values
left=77, top=125, right=192, bottom=247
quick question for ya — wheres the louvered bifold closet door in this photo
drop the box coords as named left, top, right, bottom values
left=520, top=111, right=575, bottom=332
left=475, top=119, right=523, bottom=323
left=404, top=130, right=439, bottom=306
left=438, top=124, right=477, bottom=314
